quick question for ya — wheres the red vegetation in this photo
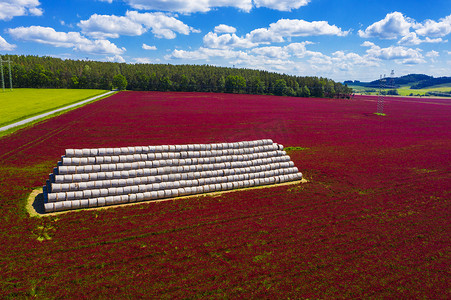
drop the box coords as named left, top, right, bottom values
left=0, top=92, right=450, bottom=298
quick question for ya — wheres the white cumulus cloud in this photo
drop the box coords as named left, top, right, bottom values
left=124, top=0, right=253, bottom=13
left=0, top=0, right=43, bottom=21
left=79, top=11, right=195, bottom=40
left=203, top=32, right=257, bottom=49
left=123, top=0, right=311, bottom=13
left=362, top=41, right=424, bottom=64
left=214, top=24, right=236, bottom=34
left=247, top=18, right=349, bottom=43
left=8, top=26, right=125, bottom=55
left=0, top=35, right=16, bottom=51
left=358, top=12, right=413, bottom=39
left=398, top=32, right=445, bottom=45
left=253, top=0, right=310, bottom=11
left=414, top=14, right=451, bottom=37
left=142, top=43, right=156, bottom=50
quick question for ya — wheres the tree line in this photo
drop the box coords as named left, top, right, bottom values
left=1, top=55, right=352, bottom=98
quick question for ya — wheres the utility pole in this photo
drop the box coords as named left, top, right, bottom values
left=377, top=74, right=386, bottom=114
left=0, top=56, right=13, bottom=92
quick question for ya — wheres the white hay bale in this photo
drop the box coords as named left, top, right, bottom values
left=47, top=193, right=57, bottom=202
left=99, top=189, right=109, bottom=197
left=62, top=157, right=72, bottom=166
left=79, top=149, right=89, bottom=157
left=128, top=194, right=137, bottom=202
left=143, top=192, right=151, bottom=201
left=178, top=187, right=186, bottom=196
left=113, top=148, right=121, bottom=155
left=71, top=200, right=81, bottom=209
left=98, top=148, right=107, bottom=156
left=105, top=196, right=114, bottom=205
left=53, top=202, right=63, bottom=212
left=65, top=149, right=75, bottom=157
left=150, top=191, right=158, bottom=199
left=123, top=186, right=132, bottom=194
left=157, top=190, right=165, bottom=198
left=72, top=149, right=82, bottom=157
left=80, top=157, right=88, bottom=165
left=97, top=197, right=106, bottom=206
left=111, top=195, right=121, bottom=204
left=135, top=193, right=144, bottom=202
left=120, top=147, right=129, bottom=155
left=88, top=198, right=97, bottom=208
left=108, top=187, right=118, bottom=196
left=66, top=191, right=76, bottom=200
left=89, top=149, right=98, bottom=156
left=82, top=190, right=91, bottom=199
left=164, top=189, right=173, bottom=198
left=91, top=189, right=100, bottom=198
left=105, top=148, right=114, bottom=155
left=61, top=200, right=72, bottom=211
left=120, top=195, right=129, bottom=203
left=80, top=199, right=89, bottom=208
left=171, top=189, right=179, bottom=197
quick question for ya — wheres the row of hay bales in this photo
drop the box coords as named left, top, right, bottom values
left=56, top=149, right=287, bottom=175
left=43, top=139, right=302, bottom=213
left=62, top=146, right=281, bottom=166
left=64, top=139, right=277, bottom=157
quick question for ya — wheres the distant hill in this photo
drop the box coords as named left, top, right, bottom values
left=344, top=74, right=451, bottom=89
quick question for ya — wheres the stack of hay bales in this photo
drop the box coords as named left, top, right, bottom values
left=43, top=139, right=302, bottom=213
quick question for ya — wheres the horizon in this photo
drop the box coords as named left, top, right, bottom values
left=0, top=0, right=450, bottom=82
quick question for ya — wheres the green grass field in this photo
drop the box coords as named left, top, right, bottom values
left=349, top=84, right=451, bottom=97
left=0, top=89, right=109, bottom=127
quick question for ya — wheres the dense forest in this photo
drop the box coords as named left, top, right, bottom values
left=0, top=55, right=352, bottom=98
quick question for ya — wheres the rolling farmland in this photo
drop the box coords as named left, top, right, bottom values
left=0, top=92, right=449, bottom=298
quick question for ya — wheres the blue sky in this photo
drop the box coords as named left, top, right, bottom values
left=0, top=0, right=450, bottom=81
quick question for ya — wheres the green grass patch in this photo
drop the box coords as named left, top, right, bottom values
left=374, top=113, right=386, bottom=116
left=0, top=88, right=109, bottom=127
left=284, top=146, right=309, bottom=151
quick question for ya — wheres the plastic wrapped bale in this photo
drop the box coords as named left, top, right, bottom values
left=97, top=197, right=106, bottom=207
left=98, top=148, right=107, bottom=156
left=134, top=193, right=143, bottom=202
left=88, top=198, right=97, bottom=208
left=119, top=195, right=128, bottom=204
left=129, top=194, right=137, bottom=203
left=44, top=202, right=54, bottom=213
left=105, top=196, right=114, bottom=206
left=112, top=195, right=121, bottom=204
left=156, top=190, right=164, bottom=198
left=99, top=188, right=109, bottom=197
left=82, top=190, right=92, bottom=199
left=80, top=199, right=89, bottom=208
left=53, top=201, right=63, bottom=212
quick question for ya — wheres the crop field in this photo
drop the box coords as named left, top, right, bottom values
left=0, top=92, right=449, bottom=298
left=0, top=88, right=109, bottom=128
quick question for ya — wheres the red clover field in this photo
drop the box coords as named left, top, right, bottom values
left=0, top=91, right=449, bottom=298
